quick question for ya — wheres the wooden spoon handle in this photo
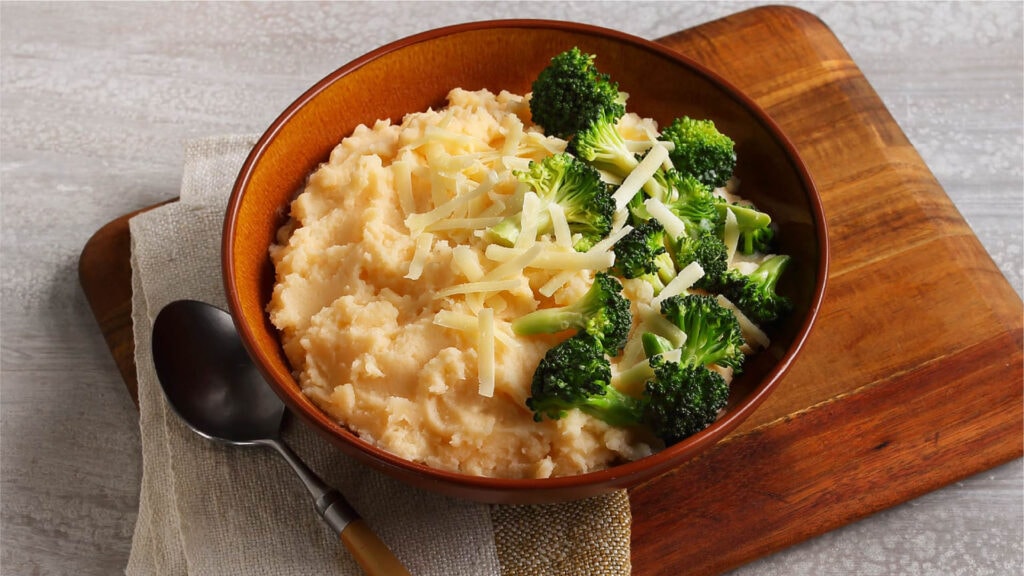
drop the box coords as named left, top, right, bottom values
left=340, top=518, right=412, bottom=576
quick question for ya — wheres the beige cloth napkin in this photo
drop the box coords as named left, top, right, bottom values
left=125, top=136, right=632, bottom=576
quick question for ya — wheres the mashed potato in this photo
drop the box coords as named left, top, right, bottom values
left=268, top=88, right=657, bottom=478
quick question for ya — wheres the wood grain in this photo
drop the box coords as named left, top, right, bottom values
left=76, top=5, right=1023, bottom=575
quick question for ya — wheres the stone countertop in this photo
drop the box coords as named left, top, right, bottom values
left=2, top=2, right=1020, bottom=574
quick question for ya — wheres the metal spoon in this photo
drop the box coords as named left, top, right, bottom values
left=151, top=299, right=410, bottom=576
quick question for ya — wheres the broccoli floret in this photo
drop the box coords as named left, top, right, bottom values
left=722, top=254, right=793, bottom=324
left=718, top=199, right=771, bottom=233
left=716, top=202, right=774, bottom=256
left=613, top=333, right=729, bottom=445
left=659, top=294, right=745, bottom=371
left=665, top=173, right=724, bottom=238
left=671, top=232, right=728, bottom=291
left=529, top=48, right=625, bottom=140
left=512, top=272, right=632, bottom=355
left=526, top=333, right=644, bottom=426
left=739, top=223, right=775, bottom=255
left=486, top=153, right=614, bottom=251
left=659, top=116, right=737, bottom=188
left=611, top=219, right=676, bottom=292
left=643, top=356, right=729, bottom=445
left=571, top=108, right=638, bottom=176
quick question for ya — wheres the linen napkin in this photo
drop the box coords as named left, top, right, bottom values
left=125, top=136, right=632, bottom=576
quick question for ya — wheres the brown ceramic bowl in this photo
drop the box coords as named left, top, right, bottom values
left=223, top=19, right=828, bottom=504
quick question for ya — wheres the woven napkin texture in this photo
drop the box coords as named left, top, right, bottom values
left=125, top=136, right=632, bottom=576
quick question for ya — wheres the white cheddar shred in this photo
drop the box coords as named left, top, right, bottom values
left=653, top=261, right=705, bottom=305
left=716, top=294, right=770, bottom=349
left=548, top=202, right=573, bottom=248
left=393, top=160, right=416, bottom=216
left=452, top=245, right=485, bottom=281
left=434, top=278, right=522, bottom=299
left=723, top=207, right=740, bottom=266
left=477, top=308, right=496, bottom=397
left=405, top=233, right=434, bottom=280
left=644, top=197, right=687, bottom=239
left=405, top=170, right=498, bottom=234
left=515, top=191, right=541, bottom=250
left=612, top=142, right=669, bottom=211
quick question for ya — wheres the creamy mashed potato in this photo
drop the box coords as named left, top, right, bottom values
left=269, top=89, right=656, bottom=478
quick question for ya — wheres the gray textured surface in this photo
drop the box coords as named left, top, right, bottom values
left=1, top=1, right=1020, bottom=574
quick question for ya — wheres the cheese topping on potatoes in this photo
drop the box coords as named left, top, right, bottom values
left=268, top=89, right=655, bottom=478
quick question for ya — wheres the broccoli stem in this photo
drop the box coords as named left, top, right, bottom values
left=719, top=203, right=771, bottom=232
left=579, top=387, right=644, bottom=427
left=513, top=307, right=589, bottom=336
left=749, top=253, right=789, bottom=293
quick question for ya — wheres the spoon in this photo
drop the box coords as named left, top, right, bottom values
left=151, top=299, right=410, bottom=576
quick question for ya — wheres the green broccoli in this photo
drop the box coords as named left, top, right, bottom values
left=526, top=333, right=644, bottom=426
left=716, top=202, right=775, bottom=256
left=739, top=223, right=775, bottom=255
left=658, top=294, right=746, bottom=371
left=571, top=108, right=637, bottom=175
left=512, top=272, right=632, bottom=355
left=611, top=219, right=676, bottom=292
left=486, top=153, right=614, bottom=251
left=659, top=116, right=737, bottom=189
left=670, top=232, right=728, bottom=291
left=722, top=254, right=793, bottom=324
left=665, top=173, right=724, bottom=238
left=643, top=356, right=729, bottom=445
left=529, top=47, right=625, bottom=140
left=614, top=293, right=745, bottom=392
left=615, top=329, right=731, bottom=446
left=571, top=110, right=674, bottom=203
left=718, top=201, right=771, bottom=241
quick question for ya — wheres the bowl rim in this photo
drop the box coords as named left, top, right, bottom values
left=223, top=18, right=830, bottom=495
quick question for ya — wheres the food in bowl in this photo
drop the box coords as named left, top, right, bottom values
left=267, top=48, right=794, bottom=479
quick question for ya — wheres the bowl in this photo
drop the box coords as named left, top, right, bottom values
left=223, top=19, right=828, bottom=504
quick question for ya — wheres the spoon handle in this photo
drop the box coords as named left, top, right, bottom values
left=339, top=518, right=413, bottom=576
left=263, top=438, right=411, bottom=575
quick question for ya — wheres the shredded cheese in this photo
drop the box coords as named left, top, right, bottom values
left=433, top=310, right=516, bottom=348
left=716, top=294, right=770, bottom=349
left=434, top=278, right=522, bottom=299
left=612, top=142, right=669, bottom=211
left=500, top=115, right=524, bottom=157
left=405, top=233, right=434, bottom=280
left=405, top=170, right=498, bottom=234
left=638, top=302, right=688, bottom=348
left=644, top=197, right=687, bottom=238
left=482, top=243, right=543, bottom=281
left=477, top=308, right=496, bottom=397
left=653, top=261, right=704, bottom=305
left=485, top=243, right=614, bottom=271
left=548, top=202, right=573, bottom=248
left=393, top=160, right=416, bottom=216
left=588, top=220, right=634, bottom=254
left=723, top=206, right=739, bottom=266
left=611, top=360, right=653, bottom=397
left=425, top=216, right=504, bottom=233
left=515, top=191, right=541, bottom=249
left=452, top=245, right=485, bottom=281
left=539, top=270, right=578, bottom=298
left=624, top=139, right=657, bottom=154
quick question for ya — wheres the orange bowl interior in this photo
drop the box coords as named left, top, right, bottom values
left=223, top=20, right=828, bottom=504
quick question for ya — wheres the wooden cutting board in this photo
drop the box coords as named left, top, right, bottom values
left=78, top=6, right=1023, bottom=575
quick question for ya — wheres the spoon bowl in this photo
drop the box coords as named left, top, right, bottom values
left=151, top=299, right=284, bottom=444
left=150, top=299, right=410, bottom=575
